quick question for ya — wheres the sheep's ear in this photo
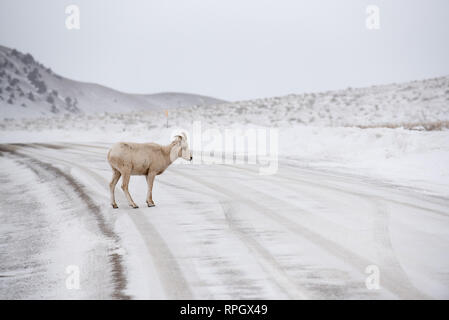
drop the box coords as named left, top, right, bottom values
left=173, top=135, right=183, bottom=142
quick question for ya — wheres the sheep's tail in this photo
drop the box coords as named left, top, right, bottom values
left=107, top=149, right=113, bottom=168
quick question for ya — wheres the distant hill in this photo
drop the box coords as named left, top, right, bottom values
left=0, top=45, right=226, bottom=118
left=141, top=92, right=224, bottom=109
left=168, top=75, right=449, bottom=129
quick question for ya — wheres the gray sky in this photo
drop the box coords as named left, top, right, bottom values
left=1, top=0, right=448, bottom=101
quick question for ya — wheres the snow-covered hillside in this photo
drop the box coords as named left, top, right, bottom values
left=168, top=76, right=449, bottom=129
left=0, top=45, right=225, bottom=118
left=2, top=76, right=448, bottom=131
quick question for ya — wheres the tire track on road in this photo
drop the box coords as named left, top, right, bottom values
left=0, top=144, right=129, bottom=299
left=172, top=166, right=429, bottom=299
left=225, top=163, right=449, bottom=218
left=16, top=143, right=193, bottom=299
left=219, top=201, right=308, bottom=299
left=155, top=173, right=307, bottom=299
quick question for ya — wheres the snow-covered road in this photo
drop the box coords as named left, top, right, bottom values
left=1, top=142, right=448, bottom=299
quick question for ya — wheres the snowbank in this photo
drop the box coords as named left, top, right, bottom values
left=280, top=126, right=449, bottom=197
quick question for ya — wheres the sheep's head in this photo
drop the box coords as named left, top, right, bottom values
left=171, top=132, right=192, bottom=161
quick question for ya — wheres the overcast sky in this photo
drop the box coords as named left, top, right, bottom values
left=1, top=0, right=448, bottom=101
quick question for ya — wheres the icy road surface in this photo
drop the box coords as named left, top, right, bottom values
left=1, top=143, right=448, bottom=299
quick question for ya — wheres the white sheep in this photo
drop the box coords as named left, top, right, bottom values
left=107, top=133, right=192, bottom=208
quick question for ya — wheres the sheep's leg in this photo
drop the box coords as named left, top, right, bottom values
left=121, top=173, right=138, bottom=208
left=109, top=169, right=121, bottom=208
left=146, top=172, right=156, bottom=207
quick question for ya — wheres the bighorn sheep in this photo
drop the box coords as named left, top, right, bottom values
left=107, top=133, right=192, bottom=208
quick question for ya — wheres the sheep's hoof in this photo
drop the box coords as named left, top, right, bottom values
left=130, top=204, right=139, bottom=209
left=112, top=204, right=118, bottom=209
left=147, top=201, right=155, bottom=207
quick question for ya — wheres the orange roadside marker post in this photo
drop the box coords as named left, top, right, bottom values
left=164, top=109, right=168, bottom=128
